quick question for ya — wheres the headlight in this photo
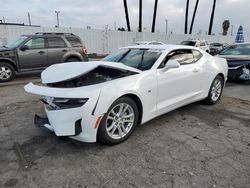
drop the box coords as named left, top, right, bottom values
left=41, top=96, right=88, bottom=110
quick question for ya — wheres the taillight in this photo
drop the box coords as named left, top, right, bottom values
left=83, top=48, right=88, bottom=55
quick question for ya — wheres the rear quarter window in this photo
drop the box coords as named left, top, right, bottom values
left=192, top=50, right=203, bottom=62
left=65, top=37, right=83, bottom=47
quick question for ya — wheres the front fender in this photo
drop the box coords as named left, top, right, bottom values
left=93, top=88, right=143, bottom=116
left=0, top=57, right=18, bottom=70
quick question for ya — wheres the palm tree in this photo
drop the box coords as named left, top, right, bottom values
left=189, top=0, right=199, bottom=34
left=139, top=0, right=142, bottom=32
left=222, top=20, right=230, bottom=35
left=123, top=0, right=131, bottom=31
left=185, top=0, right=190, bottom=34
left=208, top=0, right=217, bottom=35
left=151, top=0, right=158, bottom=32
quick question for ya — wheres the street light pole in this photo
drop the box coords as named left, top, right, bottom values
left=165, top=19, right=168, bottom=34
left=28, top=12, right=31, bottom=25
left=55, top=10, right=60, bottom=27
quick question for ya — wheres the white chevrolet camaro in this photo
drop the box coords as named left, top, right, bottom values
left=24, top=45, right=228, bottom=145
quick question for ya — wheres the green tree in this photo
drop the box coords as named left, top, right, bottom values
left=222, top=20, right=230, bottom=35
left=117, top=27, right=126, bottom=31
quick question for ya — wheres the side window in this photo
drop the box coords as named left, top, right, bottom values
left=149, top=42, right=162, bottom=45
left=192, top=50, right=203, bottom=62
left=168, top=50, right=194, bottom=65
left=47, top=37, right=66, bottom=48
left=200, top=42, right=205, bottom=46
left=159, top=49, right=195, bottom=68
left=65, top=37, right=83, bottom=47
left=24, top=38, right=45, bottom=49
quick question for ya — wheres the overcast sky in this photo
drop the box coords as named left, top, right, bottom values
left=1, top=0, right=249, bottom=35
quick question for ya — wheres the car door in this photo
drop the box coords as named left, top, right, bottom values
left=46, top=37, right=68, bottom=65
left=18, top=37, right=48, bottom=70
left=156, top=49, right=203, bottom=116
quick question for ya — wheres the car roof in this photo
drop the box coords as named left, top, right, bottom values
left=231, top=42, right=250, bottom=46
left=183, top=39, right=207, bottom=42
left=21, top=34, right=65, bottom=37
left=135, top=41, right=164, bottom=44
left=123, top=44, right=199, bottom=52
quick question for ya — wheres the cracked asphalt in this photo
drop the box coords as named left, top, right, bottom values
left=0, top=77, right=250, bottom=188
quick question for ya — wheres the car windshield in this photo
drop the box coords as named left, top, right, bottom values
left=181, top=41, right=196, bottom=46
left=219, top=44, right=250, bottom=55
left=210, top=43, right=222, bottom=47
left=102, top=49, right=162, bottom=71
left=6, top=36, right=28, bottom=49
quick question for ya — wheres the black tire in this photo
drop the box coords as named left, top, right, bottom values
left=204, top=75, right=224, bottom=105
left=66, top=57, right=80, bottom=62
left=0, top=62, right=15, bottom=82
left=97, top=97, right=139, bottom=145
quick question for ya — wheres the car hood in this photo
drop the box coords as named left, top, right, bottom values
left=210, top=46, right=222, bottom=50
left=41, top=61, right=142, bottom=84
left=217, top=55, right=250, bottom=61
left=0, top=47, right=11, bottom=52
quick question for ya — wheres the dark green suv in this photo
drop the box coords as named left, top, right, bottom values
left=0, top=32, right=88, bottom=82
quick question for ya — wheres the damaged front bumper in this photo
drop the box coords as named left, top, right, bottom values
left=228, top=65, right=250, bottom=80
left=34, top=114, right=53, bottom=132
left=24, top=82, right=103, bottom=143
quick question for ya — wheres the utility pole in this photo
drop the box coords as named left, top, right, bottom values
left=55, top=10, right=60, bottom=28
left=28, top=12, right=31, bottom=25
left=165, top=19, right=168, bottom=34
left=231, top=25, right=234, bottom=36
left=138, top=0, right=142, bottom=32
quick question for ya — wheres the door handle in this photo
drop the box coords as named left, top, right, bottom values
left=38, top=51, right=45, bottom=54
left=193, top=68, right=200, bottom=72
left=62, top=49, right=67, bottom=52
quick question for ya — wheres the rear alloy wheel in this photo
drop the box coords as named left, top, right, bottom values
left=97, top=97, right=139, bottom=145
left=205, top=75, right=223, bottom=104
left=0, top=63, right=15, bottom=82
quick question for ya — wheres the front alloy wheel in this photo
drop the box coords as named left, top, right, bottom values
left=0, top=63, right=15, bottom=82
left=97, top=97, right=139, bottom=145
left=205, top=75, right=224, bottom=104
left=106, top=103, right=135, bottom=139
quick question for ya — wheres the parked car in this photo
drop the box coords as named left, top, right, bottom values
left=181, top=39, right=210, bottom=53
left=0, top=32, right=88, bottom=82
left=24, top=44, right=228, bottom=145
left=210, top=42, right=228, bottom=55
left=135, top=41, right=165, bottom=45
left=217, top=43, right=250, bottom=81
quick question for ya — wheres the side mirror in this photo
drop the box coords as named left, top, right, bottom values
left=20, top=45, right=29, bottom=51
left=162, top=60, right=180, bottom=72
